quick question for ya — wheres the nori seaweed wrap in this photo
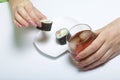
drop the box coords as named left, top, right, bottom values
left=37, top=19, right=52, bottom=31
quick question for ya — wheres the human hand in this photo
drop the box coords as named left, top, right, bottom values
left=9, top=0, right=46, bottom=28
left=74, top=18, right=120, bottom=70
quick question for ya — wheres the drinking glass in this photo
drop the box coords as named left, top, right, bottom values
left=67, top=24, right=96, bottom=58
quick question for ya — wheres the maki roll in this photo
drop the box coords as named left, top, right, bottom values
left=37, top=19, right=53, bottom=31
left=55, top=28, right=70, bottom=45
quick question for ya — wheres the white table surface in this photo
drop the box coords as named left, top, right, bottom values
left=0, top=0, right=120, bottom=80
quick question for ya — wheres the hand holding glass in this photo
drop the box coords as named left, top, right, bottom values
left=67, top=24, right=96, bottom=58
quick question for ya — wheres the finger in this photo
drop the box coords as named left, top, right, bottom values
left=14, top=12, right=29, bottom=27
left=17, top=7, right=36, bottom=26
left=75, top=34, right=105, bottom=61
left=34, top=7, right=47, bottom=19
left=25, top=5, right=41, bottom=27
left=109, top=52, right=120, bottom=60
left=82, top=49, right=114, bottom=70
left=13, top=19, right=22, bottom=28
left=71, top=57, right=79, bottom=65
left=78, top=42, right=109, bottom=68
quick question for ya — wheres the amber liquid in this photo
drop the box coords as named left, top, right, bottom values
left=68, top=30, right=96, bottom=58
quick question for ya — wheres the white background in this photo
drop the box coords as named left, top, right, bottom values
left=0, top=0, right=120, bottom=80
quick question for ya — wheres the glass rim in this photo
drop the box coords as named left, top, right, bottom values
left=66, top=23, right=92, bottom=42
left=69, top=23, right=92, bottom=31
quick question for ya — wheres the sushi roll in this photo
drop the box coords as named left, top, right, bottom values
left=37, top=19, right=53, bottom=31
left=55, top=28, right=70, bottom=45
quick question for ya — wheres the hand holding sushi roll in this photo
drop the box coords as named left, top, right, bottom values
left=9, top=0, right=46, bottom=28
left=36, top=19, right=53, bottom=31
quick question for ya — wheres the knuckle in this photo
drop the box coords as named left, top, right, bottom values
left=99, top=55, right=108, bottom=64
left=16, top=5, right=23, bottom=11
left=83, top=61, right=89, bottom=66
left=25, top=4, right=33, bottom=13
left=92, top=54, right=99, bottom=61
left=98, top=59, right=105, bottom=64
left=106, top=41, right=113, bottom=47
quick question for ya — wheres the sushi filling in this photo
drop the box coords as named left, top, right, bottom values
left=56, top=29, right=68, bottom=39
left=40, top=19, right=52, bottom=24
left=56, top=28, right=69, bottom=45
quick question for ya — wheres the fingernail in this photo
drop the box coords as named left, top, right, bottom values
left=80, top=64, right=84, bottom=67
left=17, top=24, right=23, bottom=28
left=78, top=63, right=85, bottom=69
left=75, top=56, right=80, bottom=61
left=37, top=22, right=41, bottom=27
left=24, top=23, right=29, bottom=27
left=29, top=20, right=36, bottom=27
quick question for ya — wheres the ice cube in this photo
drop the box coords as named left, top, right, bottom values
left=79, top=30, right=92, bottom=41
left=69, top=36, right=80, bottom=51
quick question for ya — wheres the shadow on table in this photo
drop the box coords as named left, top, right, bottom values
left=12, top=26, right=38, bottom=50
left=67, top=56, right=80, bottom=68
left=67, top=56, right=90, bottom=72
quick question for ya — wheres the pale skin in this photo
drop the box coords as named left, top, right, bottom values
left=8, top=0, right=120, bottom=71
left=73, top=18, right=120, bottom=70
left=9, top=0, right=46, bottom=28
